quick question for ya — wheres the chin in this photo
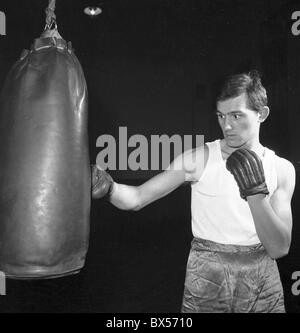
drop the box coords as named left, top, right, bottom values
left=225, top=137, right=246, bottom=148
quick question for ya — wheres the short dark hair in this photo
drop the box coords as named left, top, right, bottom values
left=216, top=70, right=268, bottom=112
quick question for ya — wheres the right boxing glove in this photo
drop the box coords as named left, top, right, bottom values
left=226, top=148, right=269, bottom=200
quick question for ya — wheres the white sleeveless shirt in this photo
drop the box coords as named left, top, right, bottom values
left=191, top=139, right=278, bottom=245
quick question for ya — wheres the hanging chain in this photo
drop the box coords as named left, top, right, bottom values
left=44, top=0, right=57, bottom=30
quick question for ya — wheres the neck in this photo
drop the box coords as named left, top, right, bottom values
left=221, top=138, right=265, bottom=157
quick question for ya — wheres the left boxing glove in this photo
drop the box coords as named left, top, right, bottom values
left=226, top=148, right=269, bottom=200
left=91, top=165, right=114, bottom=200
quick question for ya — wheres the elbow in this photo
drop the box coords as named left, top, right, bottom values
left=130, top=188, right=143, bottom=211
left=269, top=250, right=289, bottom=260
left=114, top=199, right=141, bottom=211
left=268, top=243, right=291, bottom=260
left=131, top=195, right=143, bottom=211
left=265, top=231, right=292, bottom=259
left=132, top=205, right=142, bottom=212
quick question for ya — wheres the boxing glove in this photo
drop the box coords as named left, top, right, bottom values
left=226, top=148, right=269, bottom=200
left=91, top=165, right=114, bottom=200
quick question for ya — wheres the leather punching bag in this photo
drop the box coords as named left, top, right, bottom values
left=0, top=33, right=91, bottom=279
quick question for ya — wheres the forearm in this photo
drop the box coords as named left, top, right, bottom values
left=109, top=170, right=186, bottom=211
left=248, top=194, right=291, bottom=258
left=109, top=182, right=140, bottom=211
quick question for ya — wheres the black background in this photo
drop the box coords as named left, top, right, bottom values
left=0, top=0, right=300, bottom=313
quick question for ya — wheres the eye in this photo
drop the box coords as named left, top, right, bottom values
left=217, top=113, right=225, bottom=119
left=233, top=114, right=241, bottom=119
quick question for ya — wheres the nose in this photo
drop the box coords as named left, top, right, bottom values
left=224, top=116, right=233, bottom=130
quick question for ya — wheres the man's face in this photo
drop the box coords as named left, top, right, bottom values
left=216, top=93, right=261, bottom=148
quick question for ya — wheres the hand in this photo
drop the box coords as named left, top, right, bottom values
left=41, top=29, right=63, bottom=39
left=226, top=148, right=269, bottom=201
left=91, top=165, right=114, bottom=200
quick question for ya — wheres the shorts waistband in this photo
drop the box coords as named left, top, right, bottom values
left=191, top=237, right=265, bottom=254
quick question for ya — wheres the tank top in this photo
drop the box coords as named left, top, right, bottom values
left=191, top=139, right=278, bottom=245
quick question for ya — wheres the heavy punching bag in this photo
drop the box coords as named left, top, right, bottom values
left=0, top=2, right=91, bottom=279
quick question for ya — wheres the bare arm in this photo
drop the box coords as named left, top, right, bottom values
left=109, top=146, right=206, bottom=211
left=247, top=158, right=295, bottom=259
left=110, top=170, right=185, bottom=211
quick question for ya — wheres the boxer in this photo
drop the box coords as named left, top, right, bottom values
left=92, top=71, right=295, bottom=313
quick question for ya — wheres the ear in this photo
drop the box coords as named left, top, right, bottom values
left=258, top=106, right=269, bottom=123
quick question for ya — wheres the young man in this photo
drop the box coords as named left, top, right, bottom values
left=92, top=71, right=295, bottom=313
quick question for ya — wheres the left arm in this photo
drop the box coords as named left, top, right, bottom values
left=247, top=158, right=295, bottom=259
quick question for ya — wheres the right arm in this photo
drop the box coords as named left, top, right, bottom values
left=109, top=145, right=207, bottom=211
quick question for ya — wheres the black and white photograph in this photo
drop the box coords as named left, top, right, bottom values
left=0, top=0, right=299, bottom=316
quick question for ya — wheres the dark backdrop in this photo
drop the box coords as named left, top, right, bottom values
left=0, top=0, right=299, bottom=313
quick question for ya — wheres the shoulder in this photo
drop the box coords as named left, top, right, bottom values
left=273, top=155, right=296, bottom=194
left=182, top=144, right=208, bottom=168
left=170, top=144, right=209, bottom=182
left=273, top=155, right=295, bottom=178
left=183, top=144, right=209, bottom=182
